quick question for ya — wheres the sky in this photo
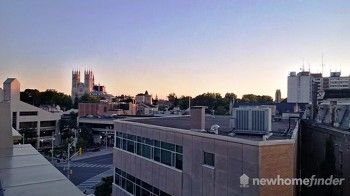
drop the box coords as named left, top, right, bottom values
left=1, top=0, right=350, bottom=99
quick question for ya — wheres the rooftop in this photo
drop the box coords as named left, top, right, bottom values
left=126, top=115, right=297, bottom=141
left=0, top=145, right=83, bottom=196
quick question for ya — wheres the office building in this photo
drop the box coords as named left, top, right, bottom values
left=112, top=106, right=299, bottom=196
left=0, top=101, right=83, bottom=196
left=1, top=78, right=61, bottom=149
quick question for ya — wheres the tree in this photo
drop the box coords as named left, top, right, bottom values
left=224, top=92, right=237, bottom=100
left=79, top=94, right=100, bottom=103
left=241, top=94, right=273, bottom=104
left=20, top=89, right=73, bottom=110
left=177, top=96, right=191, bottom=110
left=76, top=126, right=94, bottom=149
left=167, top=93, right=178, bottom=108
left=59, top=112, right=78, bottom=143
left=94, top=176, right=113, bottom=196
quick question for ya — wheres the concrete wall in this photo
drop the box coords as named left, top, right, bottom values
left=300, top=122, right=350, bottom=196
left=113, top=121, right=297, bottom=196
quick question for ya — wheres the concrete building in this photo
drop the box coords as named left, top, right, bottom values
left=112, top=107, right=299, bottom=196
left=1, top=78, right=61, bottom=149
left=322, top=72, right=350, bottom=90
left=0, top=101, right=83, bottom=196
left=135, top=90, right=153, bottom=105
left=287, top=71, right=313, bottom=104
left=78, top=102, right=137, bottom=117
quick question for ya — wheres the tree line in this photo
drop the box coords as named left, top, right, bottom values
left=20, top=89, right=73, bottom=110
left=167, top=92, right=273, bottom=115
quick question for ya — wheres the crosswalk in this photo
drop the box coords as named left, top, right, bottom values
left=54, top=161, right=112, bottom=169
left=77, top=169, right=113, bottom=194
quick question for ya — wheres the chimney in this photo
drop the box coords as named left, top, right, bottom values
left=0, top=101, right=13, bottom=148
left=190, top=106, right=206, bottom=131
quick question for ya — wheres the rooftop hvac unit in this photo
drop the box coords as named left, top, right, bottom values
left=234, top=107, right=272, bottom=134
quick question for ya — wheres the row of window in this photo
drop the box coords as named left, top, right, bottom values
left=19, top=111, right=38, bottom=116
left=115, top=132, right=183, bottom=170
left=115, top=167, right=171, bottom=196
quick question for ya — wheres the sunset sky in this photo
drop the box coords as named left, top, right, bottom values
left=1, top=0, right=350, bottom=99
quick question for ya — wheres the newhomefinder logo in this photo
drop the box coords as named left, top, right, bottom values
left=240, top=174, right=345, bottom=187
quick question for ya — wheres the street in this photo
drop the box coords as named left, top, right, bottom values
left=54, top=153, right=113, bottom=191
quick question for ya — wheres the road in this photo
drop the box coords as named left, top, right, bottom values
left=54, top=153, right=113, bottom=186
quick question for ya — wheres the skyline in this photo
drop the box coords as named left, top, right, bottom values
left=1, top=1, right=350, bottom=98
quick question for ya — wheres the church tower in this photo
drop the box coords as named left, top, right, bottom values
left=84, top=70, right=94, bottom=94
left=71, top=70, right=80, bottom=100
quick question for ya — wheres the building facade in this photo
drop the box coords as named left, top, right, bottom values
left=71, top=70, right=95, bottom=101
left=1, top=78, right=61, bottom=149
left=275, top=89, right=282, bottom=103
left=112, top=108, right=299, bottom=196
left=287, top=71, right=313, bottom=104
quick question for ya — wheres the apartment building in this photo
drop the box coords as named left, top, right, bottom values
left=112, top=106, right=299, bottom=196
left=1, top=78, right=61, bottom=149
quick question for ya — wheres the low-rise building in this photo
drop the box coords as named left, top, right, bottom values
left=1, top=78, right=61, bottom=149
left=112, top=106, right=299, bottom=196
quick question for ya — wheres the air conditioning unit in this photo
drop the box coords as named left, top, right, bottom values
left=233, top=107, right=272, bottom=134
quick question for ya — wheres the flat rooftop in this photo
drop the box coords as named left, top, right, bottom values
left=0, top=145, right=83, bottom=196
left=126, top=115, right=297, bottom=141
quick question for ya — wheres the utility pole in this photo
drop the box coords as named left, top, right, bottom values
left=51, top=132, right=55, bottom=163
left=105, top=129, right=108, bottom=149
left=67, top=143, right=71, bottom=179
left=22, top=133, right=25, bottom=144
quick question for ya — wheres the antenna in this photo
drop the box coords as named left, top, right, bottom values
left=321, top=54, right=324, bottom=75
left=302, top=58, right=305, bottom=71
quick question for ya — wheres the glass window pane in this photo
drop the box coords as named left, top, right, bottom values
left=176, top=145, right=183, bottom=153
left=137, top=143, right=142, bottom=155
left=122, top=139, right=127, bottom=150
left=161, top=142, right=175, bottom=151
left=176, top=154, right=183, bottom=170
left=142, top=144, right=151, bottom=159
left=126, top=179, right=134, bottom=194
left=154, top=148, right=160, bottom=162
left=203, top=151, right=215, bottom=167
left=154, top=140, right=160, bottom=147
left=127, top=140, right=135, bottom=153
left=161, top=149, right=172, bottom=166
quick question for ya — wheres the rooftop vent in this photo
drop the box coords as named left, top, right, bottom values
left=233, top=107, right=272, bottom=135
left=208, top=124, right=220, bottom=134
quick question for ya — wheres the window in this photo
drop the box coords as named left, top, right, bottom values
left=203, top=151, right=215, bottom=167
left=161, top=149, right=172, bottom=166
left=114, top=167, right=171, bottom=196
left=12, top=112, right=17, bottom=129
left=40, top=121, right=56, bottom=127
left=115, top=131, right=183, bottom=170
left=19, top=121, right=38, bottom=129
left=19, top=111, right=38, bottom=116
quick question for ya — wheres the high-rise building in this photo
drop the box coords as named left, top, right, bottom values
left=287, top=71, right=314, bottom=104
left=275, top=89, right=282, bottom=103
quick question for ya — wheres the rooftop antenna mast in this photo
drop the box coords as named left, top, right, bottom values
left=321, top=54, right=324, bottom=75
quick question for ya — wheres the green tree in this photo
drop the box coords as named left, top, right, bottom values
left=94, top=176, right=113, bottom=196
left=167, top=93, right=178, bottom=108
left=178, top=96, right=191, bottom=110
left=79, top=94, right=100, bottom=103
left=77, top=126, right=94, bottom=149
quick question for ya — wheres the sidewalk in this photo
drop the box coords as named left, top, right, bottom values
left=71, top=147, right=113, bottom=161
